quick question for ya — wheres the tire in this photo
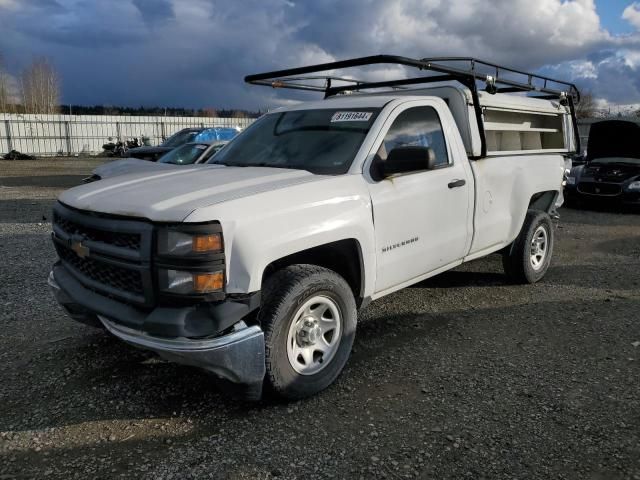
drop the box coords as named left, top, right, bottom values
left=259, top=264, right=357, bottom=400
left=502, top=210, right=554, bottom=284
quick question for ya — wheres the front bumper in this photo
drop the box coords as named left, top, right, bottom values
left=99, top=315, right=265, bottom=386
left=564, top=185, right=640, bottom=205
left=48, top=269, right=266, bottom=391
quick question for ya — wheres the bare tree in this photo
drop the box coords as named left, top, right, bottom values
left=575, top=91, right=597, bottom=119
left=21, top=57, right=61, bottom=114
left=0, top=53, right=11, bottom=113
left=231, top=109, right=248, bottom=119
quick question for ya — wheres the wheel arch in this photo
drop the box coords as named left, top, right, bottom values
left=497, top=191, right=558, bottom=258
left=261, top=239, right=366, bottom=307
left=528, top=190, right=559, bottom=213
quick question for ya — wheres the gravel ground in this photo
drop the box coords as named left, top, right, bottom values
left=1, top=158, right=639, bottom=480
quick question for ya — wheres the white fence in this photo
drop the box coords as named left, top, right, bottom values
left=5, top=114, right=630, bottom=157
left=0, top=113, right=255, bottom=157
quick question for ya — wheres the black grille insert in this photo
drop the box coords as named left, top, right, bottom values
left=54, top=212, right=141, bottom=250
left=577, top=182, right=622, bottom=196
left=56, top=243, right=144, bottom=295
left=52, top=203, right=154, bottom=307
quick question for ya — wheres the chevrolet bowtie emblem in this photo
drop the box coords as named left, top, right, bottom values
left=71, top=240, right=90, bottom=259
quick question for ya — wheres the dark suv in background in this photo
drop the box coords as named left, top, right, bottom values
left=127, top=127, right=238, bottom=161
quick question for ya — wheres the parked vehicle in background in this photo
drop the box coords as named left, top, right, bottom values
left=565, top=120, right=640, bottom=208
left=570, top=151, right=587, bottom=166
left=49, top=55, right=579, bottom=400
left=126, top=127, right=238, bottom=161
left=101, top=137, right=141, bottom=157
left=158, top=140, right=228, bottom=165
left=84, top=141, right=229, bottom=183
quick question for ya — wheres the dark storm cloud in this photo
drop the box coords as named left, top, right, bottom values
left=21, top=0, right=64, bottom=11
left=3, top=0, right=145, bottom=47
left=132, top=0, right=175, bottom=26
left=0, top=0, right=639, bottom=109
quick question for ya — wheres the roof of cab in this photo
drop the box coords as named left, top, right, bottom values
left=274, top=94, right=399, bottom=112
left=272, top=85, right=565, bottom=115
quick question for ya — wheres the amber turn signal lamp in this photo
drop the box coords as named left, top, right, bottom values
left=192, top=234, right=222, bottom=253
left=193, top=272, right=224, bottom=293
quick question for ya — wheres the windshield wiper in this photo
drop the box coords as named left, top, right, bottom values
left=245, top=163, right=296, bottom=169
left=221, top=162, right=312, bottom=172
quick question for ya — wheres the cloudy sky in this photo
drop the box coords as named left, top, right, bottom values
left=1, top=0, right=639, bottom=110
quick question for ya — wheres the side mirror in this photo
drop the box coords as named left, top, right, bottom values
left=382, top=146, right=437, bottom=177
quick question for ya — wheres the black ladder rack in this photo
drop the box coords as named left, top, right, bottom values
left=245, top=54, right=581, bottom=157
left=245, top=54, right=580, bottom=101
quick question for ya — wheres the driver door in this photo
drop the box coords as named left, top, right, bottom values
left=367, top=102, right=473, bottom=294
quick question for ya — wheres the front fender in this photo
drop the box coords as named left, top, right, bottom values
left=184, top=175, right=377, bottom=298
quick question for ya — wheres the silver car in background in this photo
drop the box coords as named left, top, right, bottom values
left=84, top=141, right=229, bottom=183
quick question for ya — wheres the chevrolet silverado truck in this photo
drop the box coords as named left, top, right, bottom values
left=49, top=55, right=581, bottom=400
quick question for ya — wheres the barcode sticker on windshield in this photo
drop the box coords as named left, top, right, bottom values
left=331, top=111, right=372, bottom=122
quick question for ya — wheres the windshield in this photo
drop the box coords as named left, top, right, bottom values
left=158, top=143, right=208, bottom=165
left=162, top=130, right=200, bottom=147
left=209, top=108, right=380, bottom=174
left=194, top=127, right=238, bottom=142
left=590, top=157, right=640, bottom=166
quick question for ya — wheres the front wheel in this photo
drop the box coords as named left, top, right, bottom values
left=259, top=265, right=357, bottom=400
left=502, top=210, right=554, bottom=284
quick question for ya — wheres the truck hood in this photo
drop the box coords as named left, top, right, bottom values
left=93, top=158, right=178, bottom=179
left=586, top=120, right=640, bottom=161
left=58, top=165, right=327, bottom=222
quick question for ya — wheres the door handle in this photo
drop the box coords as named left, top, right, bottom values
left=448, top=179, right=466, bottom=189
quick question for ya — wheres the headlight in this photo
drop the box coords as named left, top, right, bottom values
left=627, top=181, right=640, bottom=191
left=157, top=229, right=222, bottom=256
left=156, top=225, right=224, bottom=296
left=566, top=176, right=576, bottom=185
left=159, top=269, right=224, bottom=294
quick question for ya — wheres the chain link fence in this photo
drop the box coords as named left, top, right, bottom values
left=0, top=113, right=255, bottom=157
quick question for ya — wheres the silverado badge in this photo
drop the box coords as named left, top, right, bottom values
left=70, top=240, right=90, bottom=259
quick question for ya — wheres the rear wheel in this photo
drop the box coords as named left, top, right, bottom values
left=502, top=210, right=554, bottom=284
left=259, top=265, right=357, bottom=400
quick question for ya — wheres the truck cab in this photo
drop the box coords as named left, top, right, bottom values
left=49, top=55, right=580, bottom=400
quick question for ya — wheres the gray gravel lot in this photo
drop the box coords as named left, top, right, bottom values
left=1, top=158, right=639, bottom=479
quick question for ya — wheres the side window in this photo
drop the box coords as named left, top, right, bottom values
left=376, top=106, right=449, bottom=168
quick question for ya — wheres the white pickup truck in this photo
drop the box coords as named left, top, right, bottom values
left=49, top=56, right=580, bottom=400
